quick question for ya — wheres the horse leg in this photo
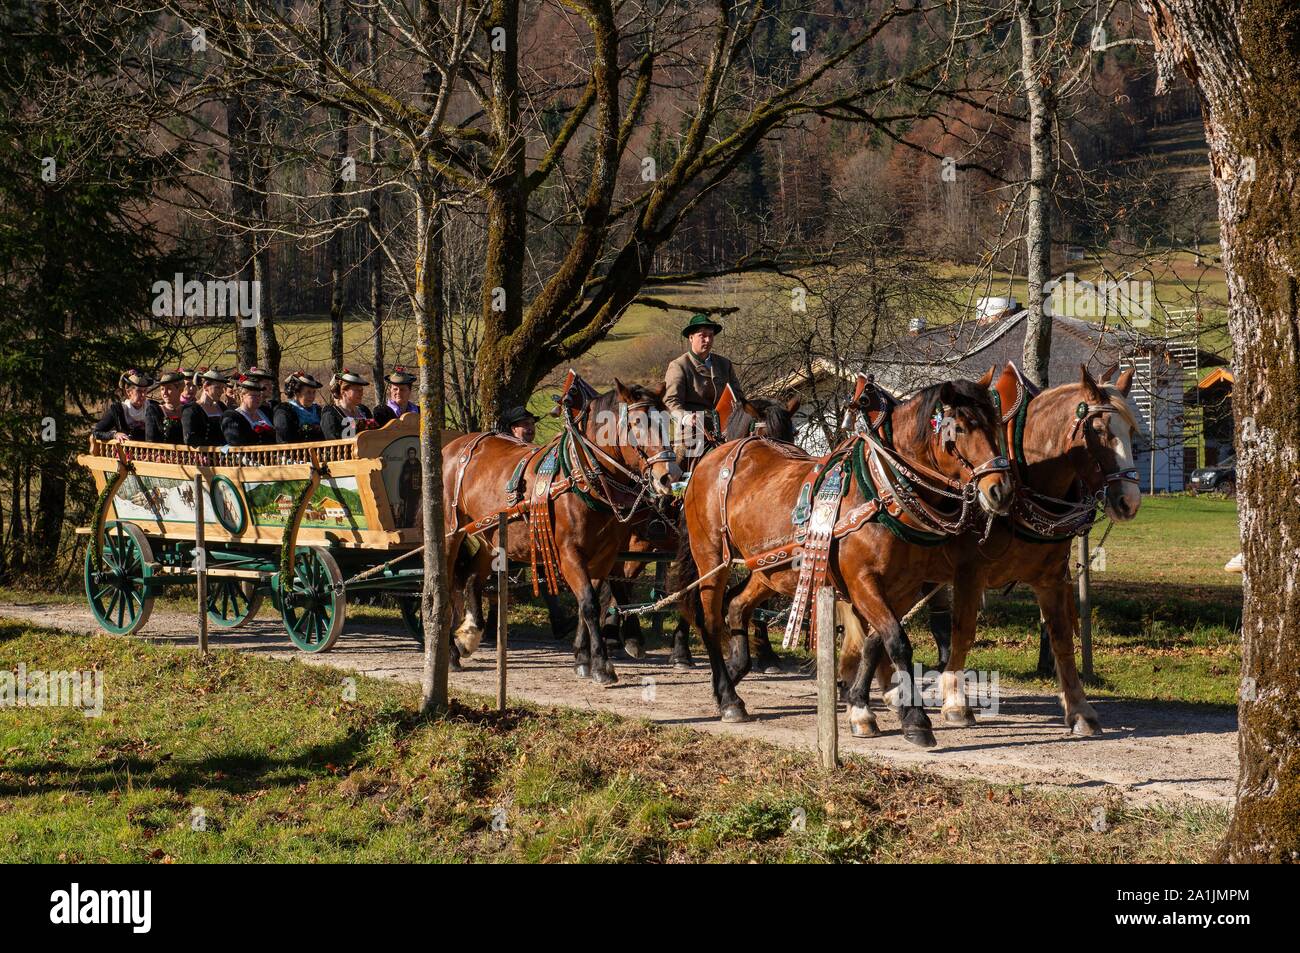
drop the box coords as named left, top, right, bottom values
left=927, top=584, right=953, bottom=673
left=558, top=544, right=616, bottom=685
left=847, top=582, right=935, bottom=748
left=697, top=563, right=749, bottom=722
left=730, top=578, right=781, bottom=675
left=938, top=581, right=982, bottom=726
left=839, top=604, right=884, bottom=737
left=1036, top=579, right=1101, bottom=736
left=670, top=609, right=695, bottom=669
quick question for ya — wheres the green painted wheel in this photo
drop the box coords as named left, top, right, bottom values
left=206, top=578, right=264, bottom=629
left=398, top=597, right=424, bottom=647
left=278, top=546, right=345, bottom=653
left=84, top=521, right=155, bottom=636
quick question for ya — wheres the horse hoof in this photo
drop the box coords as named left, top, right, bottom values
left=720, top=703, right=752, bottom=723
left=943, top=706, right=977, bottom=727
left=593, top=667, right=618, bottom=687
left=849, top=706, right=880, bottom=737
left=903, top=726, right=938, bottom=749
left=1070, top=715, right=1103, bottom=737
left=762, top=663, right=783, bottom=675
left=622, top=640, right=645, bottom=660
left=672, top=657, right=695, bottom=671
left=450, top=659, right=463, bottom=672
left=574, top=663, right=591, bottom=678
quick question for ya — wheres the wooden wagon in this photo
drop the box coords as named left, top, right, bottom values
left=77, top=415, right=451, bottom=652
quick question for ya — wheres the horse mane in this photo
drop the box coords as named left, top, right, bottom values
left=904, top=378, right=996, bottom=443
left=727, top=397, right=796, bottom=443
left=587, top=381, right=665, bottom=416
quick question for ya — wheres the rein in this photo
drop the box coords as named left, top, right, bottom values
left=561, top=398, right=673, bottom=523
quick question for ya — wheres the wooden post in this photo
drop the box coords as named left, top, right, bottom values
left=194, top=474, right=208, bottom=656
left=496, top=513, right=508, bottom=712
left=1077, top=532, right=1094, bottom=682
left=815, top=586, right=839, bottom=769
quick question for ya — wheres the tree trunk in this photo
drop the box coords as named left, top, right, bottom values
left=1142, top=0, right=1300, bottom=861
left=1018, top=0, right=1056, bottom=389
left=227, top=84, right=259, bottom=371
left=367, top=13, right=385, bottom=388
left=247, top=67, right=280, bottom=390
left=328, top=0, right=351, bottom=376
left=415, top=177, right=453, bottom=716
left=476, top=0, right=527, bottom=426
left=416, top=0, right=452, bottom=716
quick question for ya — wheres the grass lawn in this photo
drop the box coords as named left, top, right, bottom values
left=0, top=622, right=1226, bottom=863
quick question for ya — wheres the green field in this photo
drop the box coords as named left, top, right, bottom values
left=0, top=622, right=1225, bottom=863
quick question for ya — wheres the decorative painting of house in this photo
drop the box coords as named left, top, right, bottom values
left=767, top=310, right=1226, bottom=492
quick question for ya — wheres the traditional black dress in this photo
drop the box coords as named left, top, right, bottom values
left=373, top=400, right=419, bottom=427
left=181, top=402, right=226, bottom=447
left=220, top=407, right=277, bottom=446
left=146, top=402, right=185, bottom=444
left=320, top=404, right=375, bottom=440
left=273, top=401, right=324, bottom=444
left=92, top=401, right=149, bottom=442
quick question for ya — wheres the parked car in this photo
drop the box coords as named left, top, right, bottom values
left=1189, top=455, right=1236, bottom=495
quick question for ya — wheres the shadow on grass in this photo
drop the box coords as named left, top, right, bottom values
left=0, top=696, right=533, bottom=799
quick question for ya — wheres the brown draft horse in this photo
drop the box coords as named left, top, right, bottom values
left=441, top=380, right=680, bottom=683
left=600, top=396, right=802, bottom=665
left=680, top=376, right=1014, bottom=746
left=838, top=363, right=1143, bottom=737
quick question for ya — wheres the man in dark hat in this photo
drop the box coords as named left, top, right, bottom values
left=498, top=405, right=538, bottom=443
left=373, top=366, right=419, bottom=426
left=664, top=312, right=746, bottom=461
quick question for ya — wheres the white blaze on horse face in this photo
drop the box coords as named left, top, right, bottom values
left=1104, top=387, right=1142, bottom=521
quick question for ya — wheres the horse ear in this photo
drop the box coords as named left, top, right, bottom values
left=975, top=365, right=996, bottom=388
left=1116, top=367, right=1135, bottom=396
left=1100, top=362, right=1118, bottom=384
left=1080, top=364, right=1103, bottom=402
left=652, top=381, right=667, bottom=400
left=785, top=395, right=801, bottom=415
left=741, top=400, right=762, bottom=419
left=612, top=377, right=631, bottom=401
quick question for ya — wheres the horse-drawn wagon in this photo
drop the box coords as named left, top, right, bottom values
left=77, top=416, right=448, bottom=652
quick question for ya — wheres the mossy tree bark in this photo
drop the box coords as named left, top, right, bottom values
left=1017, top=0, right=1056, bottom=390
left=1142, top=0, right=1300, bottom=861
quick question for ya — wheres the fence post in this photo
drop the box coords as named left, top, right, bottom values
left=815, top=586, right=839, bottom=769
left=194, top=474, right=208, bottom=656
left=496, top=512, right=508, bottom=712
left=1077, top=532, right=1094, bottom=683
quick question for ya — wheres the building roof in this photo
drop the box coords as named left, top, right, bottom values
left=1197, top=367, right=1234, bottom=389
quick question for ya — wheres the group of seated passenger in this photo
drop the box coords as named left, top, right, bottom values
left=93, top=365, right=420, bottom=448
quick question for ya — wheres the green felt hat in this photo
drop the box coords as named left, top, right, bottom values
left=681, top=313, right=723, bottom=337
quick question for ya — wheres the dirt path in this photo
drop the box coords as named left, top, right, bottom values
left=1, top=599, right=1238, bottom=807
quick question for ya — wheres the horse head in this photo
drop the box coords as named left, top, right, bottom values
left=1066, top=364, right=1143, bottom=521
left=906, top=372, right=1013, bottom=516
left=605, top=379, right=681, bottom=497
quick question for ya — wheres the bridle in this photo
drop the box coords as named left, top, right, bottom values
left=1071, top=400, right=1141, bottom=492
left=562, top=396, right=675, bottom=522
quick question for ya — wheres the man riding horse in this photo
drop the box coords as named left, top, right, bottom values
left=664, top=313, right=747, bottom=466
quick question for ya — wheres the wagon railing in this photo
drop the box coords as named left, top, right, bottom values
left=87, top=437, right=358, bottom=466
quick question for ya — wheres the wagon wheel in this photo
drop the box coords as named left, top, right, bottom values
left=398, top=597, right=424, bottom=647
left=206, top=578, right=265, bottom=629
left=278, top=546, right=345, bottom=653
left=84, top=521, right=155, bottom=636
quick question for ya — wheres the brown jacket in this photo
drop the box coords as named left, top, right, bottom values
left=663, top=351, right=746, bottom=416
